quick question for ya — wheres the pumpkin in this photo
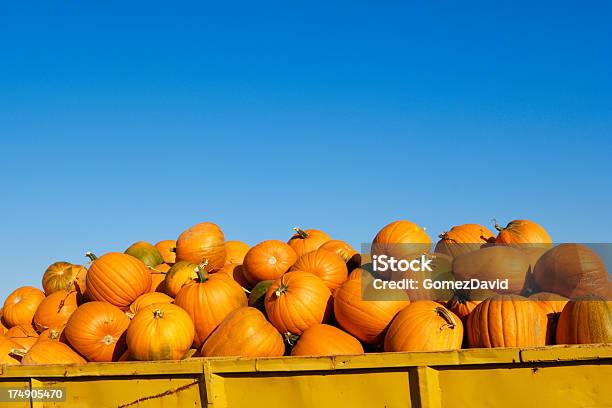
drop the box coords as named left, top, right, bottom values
left=400, top=253, right=454, bottom=302
left=148, top=263, right=170, bottom=292
left=265, top=271, right=332, bottom=335
left=466, top=294, right=546, bottom=347
left=0, top=309, right=8, bottom=334
left=452, top=246, right=530, bottom=295
left=319, top=240, right=361, bottom=271
left=175, top=222, right=226, bottom=271
left=242, top=240, right=297, bottom=286
left=174, top=269, right=247, bottom=346
left=42, top=262, right=87, bottom=295
left=529, top=292, right=568, bottom=345
left=287, top=227, right=331, bottom=258
left=248, top=280, right=274, bottom=314
left=225, top=240, right=250, bottom=264
left=290, top=324, right=364, bottom=356
left=128, top=292, right=173, bottom=318
left=371, top=220, right=432, bottom=278
left=289, top=249, right=348, bottom=291
left=333, top=274, right=410, bottom=344
left=127, top=303, right=195, bottom=361
left=155, top=240, right=177, bottom=265
left=533, top=244, right=610, bottom=298
left=434, top=224, right=494, bottom=258
left=125, top=241, right=164, bottom=267
left=85, top=252, right=151, bottom=310
left=494, top=219, right=552, bottom=245
left=65, top=301, right=130, bottom=362
left=556, top=296, right=612, bottom=344
left=19, top=341, right=86, bottom=365
left=384, top=301, right=463, bottom=352
left=215, top=263, right=251, bottom=289
left=164, top=261, right=200, bottom=297
left=6, top=325, right=39, bottom=351
left=33, top=290, right=79, bottom=332
left=0, top=335, right=21, bottom=365
left=36, top=327, right=67, bottom=344
left=201, top=307, right=284, bottom=358
left=2, top=286, right=45, bottom=327
left=446, top=293, right=482, bottom=323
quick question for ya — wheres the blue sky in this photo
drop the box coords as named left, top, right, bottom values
left=0, top=2, right=610, bottom=299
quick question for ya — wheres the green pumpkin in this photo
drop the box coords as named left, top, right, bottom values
left=125, top=241, right=164, bottom=267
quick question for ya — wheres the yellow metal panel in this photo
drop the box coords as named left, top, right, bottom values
left=438, top=363, right=612, bottom=408
left=32, top=376, right=203, bottom=408
left=214, top=370, right=412, bottom=408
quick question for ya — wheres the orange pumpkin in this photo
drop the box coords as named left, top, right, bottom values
left=467, top=294, right=546, bottom=347
left=446, top=293, right=482, bottom=323
left=371, top=220, right=431, bottom=278
left=33, top=290, right=79, bottom=332
left=42, top=262, right=87, bottom=295
left=6, top=325, right=39, bottom=351
left=529, top=292, right=568, bottom=345
left=164, top=261, right=200, bottom=297
left=201, top=307, right=284, bottom=358
left=556, top=297, right=612, bottom=344
left=85, top=252, right=151, bottom=310
left=287, top=227, right=331, bottom=258
left=65, top=301, right=130, bottom=362
left=265, top=271, right=332, bottom=335
left=174, top=269, right=247, bottom=346
left=155, top=239, right=177, bottom=265
left=494, top=219, right=552, bottom=245
left=289, top=249, right=348, bottom=291
left=175, top=222, right=226, bottom=271
left=125, top=241, right=164, bottom=267
left=128, top=292, right=173, bottom=318
left=334, top=276, right=409, bottom=344
left=215, top=263, right=251, bottom=289
left=319, top=240, right=361, bottom=271
left=2, top=286, right=45, bottom=327
left=434, top=224, right=494, bottom=258
left=384, top=301, right=463, bottom=352
left=148, top=263, right=170, bottom=293
left=20, top=341, right=86, bottom=365
left=452, top=246, right=531, bottom=295
left=225, top=240, right=250, bottom=264
left=0, top=309, right=8, bottom=334
left=36, top=326, right=67, bottom=344
left=533, top=244, right=610, bottom=298
left=0, top=335, right=21, bottom=365
left=242, top=240, right=298, bottom=286
left=291, top=324, right=364, bottom=356
left=127, top=303, right=195, bottom=361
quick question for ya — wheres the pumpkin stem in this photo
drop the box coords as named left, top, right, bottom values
left=153, top=309, right=164, bottom=319
left=170, top=247, right=176, bottom=253
left=195, top=260, right=209, bottom=283
left=85, top=252, right=98, bottom=261
left=293, top=227, right=309, bottom=239
left=438, top=232, right=448, bottom=239
left=283, top=332, right=300, bottom=346
left=275, top=282, right=289, bottom=297
left=493, top=219, right=503, bottom=232
left=125, top=311, right=135, bottom=319
left=9, top=348, right=26, bottom=358
left=436, top=306, right=457, bottom=329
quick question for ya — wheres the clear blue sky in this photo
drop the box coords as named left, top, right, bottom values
left=1, top=2, right=610, bottom=299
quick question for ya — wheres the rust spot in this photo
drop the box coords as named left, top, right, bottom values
left=117, top=380, right=199, bottom=408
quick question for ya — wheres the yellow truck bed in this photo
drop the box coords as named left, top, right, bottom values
left=1, top=344, right=611, bottom=407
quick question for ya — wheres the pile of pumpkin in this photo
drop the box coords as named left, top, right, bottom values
left=0, top=219, right=611, bottom=365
